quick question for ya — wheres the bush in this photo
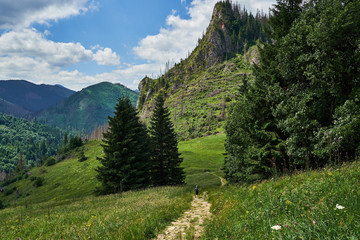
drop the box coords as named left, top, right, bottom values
left=33, top=177, right=45, bottom=187
left=45, top=157, right=56, bottom=166
left=78, top=149, right=88, bottom=162
left=4, top=187, right=15, bottom=196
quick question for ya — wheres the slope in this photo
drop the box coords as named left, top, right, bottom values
left=0, top=112, right=64, bottom=174
left=35, top=82, right=139, bottom=134
left=0, top=80, right=74, bottom=115
left=137, top=1, right=268, bottom=139
left=0, top=134, right=225, bottom=206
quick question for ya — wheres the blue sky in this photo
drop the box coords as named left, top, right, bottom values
left=0, top=0, right=276, bottom=91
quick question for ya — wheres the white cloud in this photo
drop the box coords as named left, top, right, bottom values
left=0, top=28, right=119, bottom=67
left=133, top=0, right=275, bottom=66
left=0, top=0, right=276, bottom=92
left=93, top=48, right=120, bottom=66
left=0, top=0, right=94, bottom=29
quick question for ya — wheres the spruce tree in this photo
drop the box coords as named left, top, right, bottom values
left=16, top=152, right=25, bottom=172
left=96, top=97, right=152, bottom=194
left=149, top=93, right=184, bottom=186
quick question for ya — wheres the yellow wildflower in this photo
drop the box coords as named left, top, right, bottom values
left=286, top=200, right=292, bottom=204
left=252, top=185, right=256, bottom=191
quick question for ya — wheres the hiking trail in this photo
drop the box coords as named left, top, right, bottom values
left=156, top=193, right=212, bottom=240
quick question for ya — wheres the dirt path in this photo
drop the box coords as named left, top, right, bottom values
left=156, top=193, right=212, bottom=240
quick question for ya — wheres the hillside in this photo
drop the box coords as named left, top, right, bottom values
left=1, top=135, right=360, bottom=239
left=0, top=113, right=64, bottom=174
left=137, top=1, right=268, bottom=139
left=35, top=82, right=139, bottom=134
left=0, top=134, right=224, bottom=206
left=0, top=80, right=74, bottom=115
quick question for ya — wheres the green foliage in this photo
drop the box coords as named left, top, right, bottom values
left=137, top=2, right=270, bottom=140
left=0, top=113, right=64, bottom=173
left=140, top=56, right=252, bottom=140
left=0, top=134, right=226, bottom=239
left=4, top=187, right=15, bottom=196
left=36, top=82, right=138, bottom=134
left=33, top=177, right=44, bottom=187
left=78, top=148, right=88, bottom=162
left=224, top=0, right=360, bottom=182
left=149, top=93, right=185, bottom=186
left=44, top=157, right=56, bottom=167
left=204, top=162, right=360, bottom=239
left=0, top=199, right=4, bottom=209
left=96, top=97, right=152, bottom=194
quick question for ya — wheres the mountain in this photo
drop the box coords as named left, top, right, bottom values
left=0, top=98, right=31, bottom=117
left=0, top=80, right=75, bottom=115
left=137, top=1, right=269, bottom=139
left=35, top=82, right=139, bottom=134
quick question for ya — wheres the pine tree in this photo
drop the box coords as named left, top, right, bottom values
left=149, top=93, right=184, bottom=186
left=96, top=97, right=152, bottom=194
left=16, top=152, right=25, bottom=172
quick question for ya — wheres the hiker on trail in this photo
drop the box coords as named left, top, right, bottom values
left=194, top=185, right=199, bottom=197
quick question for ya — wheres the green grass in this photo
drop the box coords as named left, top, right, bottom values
left=203, top=161, right=360, bottom=239
left=0, top=134, right=226, bottom=239
left=1, top=140, right=103, bottom=206
left=179, top=133, right=225, bottom=189
left=0, top=187, right=192, bottom=240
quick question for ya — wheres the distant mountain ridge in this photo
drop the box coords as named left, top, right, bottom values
left=0, top=80, right=75, bottom=115
left=35, top=82, right=139, bottom=134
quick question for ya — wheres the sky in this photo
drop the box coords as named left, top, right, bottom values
left=0, top=0, right=276, bottom=91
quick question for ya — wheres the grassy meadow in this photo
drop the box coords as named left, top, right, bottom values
left=0, top=187, right=192, bottom=239
left=2, top=133, right=360, bottom=239
left=0, top=134, right=226, bottom=239
left=203, top=161, right=360, bottom=239
left=179, top=133, right=225, bottom=189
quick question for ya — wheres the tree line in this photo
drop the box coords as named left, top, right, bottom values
left=0, top=113, right=64, bottom=173
left=224, top=0, right=360, bottom=182
left=96, top=94, right=184, bottom=194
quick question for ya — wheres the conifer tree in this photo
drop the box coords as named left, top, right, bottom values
left=16, top=152, right=25, bottom=172
left=96, top=97, right=152, bottom=194
left=149, top=93, right=184, bottom=186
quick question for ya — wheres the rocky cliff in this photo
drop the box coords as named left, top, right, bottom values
left=137, top=1, right=269, bottom=139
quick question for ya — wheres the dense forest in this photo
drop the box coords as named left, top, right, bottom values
left=0, top=113, right=64, bottom=173
left=224, top=0, right=360, bottom=182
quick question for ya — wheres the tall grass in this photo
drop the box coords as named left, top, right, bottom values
left=0, top=186, right=192, bottom=240
left=203, top=161, right=360, bottom=239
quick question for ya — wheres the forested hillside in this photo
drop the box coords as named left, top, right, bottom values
left=36, top=82, right=138, bottom=134
left=224, top=0, right=360, bottom=182
left=0, top=113, right=64, bottom=174
left=137, top=1, right=270, bottom=139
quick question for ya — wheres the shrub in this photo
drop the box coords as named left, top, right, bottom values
left=45, top=157, right=56, bottom=166
left=4, top=187, right=15, bottom=196
left=33, top=177, right=45, bottom=187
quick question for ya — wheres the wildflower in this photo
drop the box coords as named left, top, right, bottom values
left=286, top=200, right=292, bottom=204
left=252, top=185, right=256, bottom=191
left=271, top=225, right=281, bottom=230
left=294, top=222, right=297, bottom=225
left=312, top=220, right=316, bottom=224
left=285, top=224, right=289, bottom=228
left=336, top=204, right=345, bottom=210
